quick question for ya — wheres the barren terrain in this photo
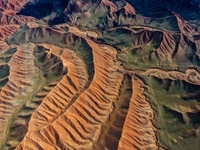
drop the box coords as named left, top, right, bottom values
left=0, top=0, right=200, bottom=150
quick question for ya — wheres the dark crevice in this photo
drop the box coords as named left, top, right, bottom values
left=94, top=73, right=132, bottom=150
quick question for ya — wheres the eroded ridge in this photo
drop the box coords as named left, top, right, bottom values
left=0, top=0, right=200, bottom=149
left=118, top=76, right=157, bottom=150
left=2, top=43, right=70, bottom=149
left=94, top=73, right=133, bottom=150
left=28, top=43, right=89, bottom=129
left=0, top=43, right=38, bottom=147
left=16, top=38, right=124, bottom=150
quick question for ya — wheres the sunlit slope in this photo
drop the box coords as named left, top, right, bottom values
left=0, top=0, right=200, bottom=150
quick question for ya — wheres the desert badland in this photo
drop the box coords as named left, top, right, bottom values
left=0, top=0, right=200, bottom=150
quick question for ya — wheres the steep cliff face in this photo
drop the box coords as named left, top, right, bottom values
left=0, top=0, right=200, bottom=150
